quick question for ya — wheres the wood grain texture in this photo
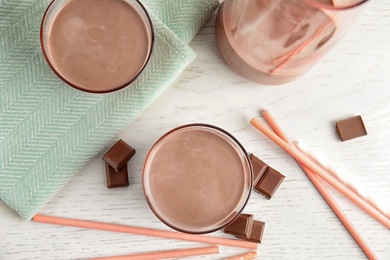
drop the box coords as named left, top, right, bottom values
left=1, top=1, right=389, bottom=259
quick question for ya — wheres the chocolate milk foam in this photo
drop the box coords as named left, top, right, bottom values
left=47, top=0, right=151, bottom=92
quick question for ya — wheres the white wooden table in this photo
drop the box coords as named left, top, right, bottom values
left=1, top=1, right=389, bottom=259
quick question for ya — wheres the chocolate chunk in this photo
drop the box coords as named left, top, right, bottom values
left=254, top=167, right=285, bottom=199
left=249, top=154, right=269, bottom=184
left=105, top=162, right=129, bottom=188
left=250, top=154, right=285, bottom=199
left=335, top=115, right=367, bottom=141
left=224, top=214, right=253, bottom=238
left=245, top=220, right=265, bottom=243
left=102, top=139, right=136, bottom=172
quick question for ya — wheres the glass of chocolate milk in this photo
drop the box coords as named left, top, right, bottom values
left=143, top=124, right=253, bottom=234
left=40, top=0, right=153, bottom=93
left=215, top=0, right=368, bottom=85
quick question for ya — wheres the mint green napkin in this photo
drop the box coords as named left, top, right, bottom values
left=0, top=0, right=219, bottom=220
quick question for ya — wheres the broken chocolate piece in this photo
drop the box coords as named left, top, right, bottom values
left=254, top=167, right=285, bottom=199
left=245, top=220, right=265, bottom=243
left=102, top=139, right=136, bottom=172
left=249, top=154, right=269, bottom=185
left=224, top=214, right=253, bottom=238
left=105, top=162, right=129, bottom=188
left=335, top=115, right=367, bottom=142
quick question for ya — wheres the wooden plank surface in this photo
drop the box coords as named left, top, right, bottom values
left=1, top=1, right=389, bottom=259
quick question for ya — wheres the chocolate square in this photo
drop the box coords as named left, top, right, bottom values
left=254, top=167, right=285, bottom=199
left=249, top=154, right=269, bottom=184
left=102, top=139, right=136, bottom=172
left=105, top=162, right=129, bottom=188
left=224, top=214, right=253, bottom=238
left=335, top=115, right=367, bottom=141
left=246, top=220, right=265, bottom=243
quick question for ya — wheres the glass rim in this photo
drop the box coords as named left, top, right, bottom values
left=142, top=123, right=253, bottom=234
left=304, top=0, right=369, bottom=11
left=40, top=0, right=154, bottom=94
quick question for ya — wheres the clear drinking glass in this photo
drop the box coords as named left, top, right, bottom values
left=40, top=0, right=154, bottom=93
left=143, top=124, right=253, bottom=234
left=215, top=0, right=369, bottom=85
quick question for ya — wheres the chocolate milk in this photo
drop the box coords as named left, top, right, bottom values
left=47, top=0, right=152, bottom=92
left=215, top=0, right=337, bottom=85
left=144, top=126, right=251, bottom=233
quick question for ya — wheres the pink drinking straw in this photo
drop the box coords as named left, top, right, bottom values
left=260, top=109, right=377, bottom=260
left=225, top=251, right=258, bottom=260
left=250, top=116, right=390, bottom=230
left=88, top=245, right=219, bottom=260
left=261, top=110, right=384, bottom=219
left=294, top=142, right=390, bottom=220
left=33, top=214, right=257, bottom=250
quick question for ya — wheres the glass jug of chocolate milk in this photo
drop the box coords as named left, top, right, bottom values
left=215, top=0, right=368, bottom=85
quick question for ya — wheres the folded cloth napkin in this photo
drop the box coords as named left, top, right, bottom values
left=0, top=0, right=219, bottom=220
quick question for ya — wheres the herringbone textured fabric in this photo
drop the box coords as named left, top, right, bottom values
left=0, top=0, right=219, bottom=220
